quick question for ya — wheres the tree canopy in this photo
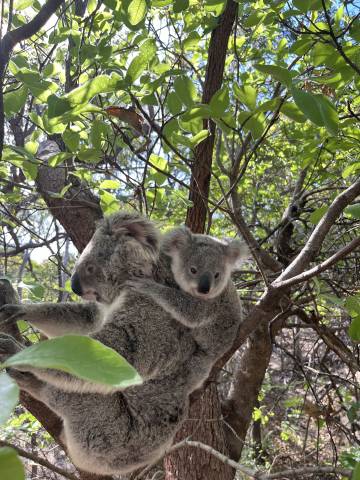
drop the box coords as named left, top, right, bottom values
left=0, top=0, right=359, bottom=479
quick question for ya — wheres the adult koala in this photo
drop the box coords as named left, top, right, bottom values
left=0, top=212, right=243, bottom=475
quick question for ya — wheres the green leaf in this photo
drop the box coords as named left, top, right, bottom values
left=167, top=92, right=183, bottom=115
left=174, top=0, right=189, bottom=13
left=3, top=335, right=143, bottom=389
left=99, top=180, right=121, bottom=189
left=128, top=0, right=147, bottom=25
left=255, top=64, right=296, bottom=87
left=0, top=372, right=19, bottom=425
left=15, top=69, right=58, bottom=102
left=0, top=448, right=24, bottom=480
left=48, top=74, right=123, bottom=118
left=209, top=87, right=229, bottom=117
left=190, top=129, right=210, bottom=147
left=126, top=39, right=156, bottom=83
left=293, top=0, right=311, bottom=12
left=281, top=102, right=306, bottom=123
left=349, top=316, right=360, bottom=343
left=99, top=191, right=120, bottom=214
left=4, top=86, right=28, bottom=117
left=291, top=87, right=338, bottom=135
left=63, top=130, right=80, bottom=152
left=309, top=206, right=328, bottom=224
left=344, top=204, right=360, bottom=220
left=181, top=105, right=212, bottom=122
left=78, top=148, right=102, bottom=164
left=48, top=152, right=73, bottom=167
left=174, top=76, right=196, bottom=107
left=234, top=83, right=257, bottom=110
left=15, top=0, right=34, bottom=9
left=342, top=163, right=360, bottom=179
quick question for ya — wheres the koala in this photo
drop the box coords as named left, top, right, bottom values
left=129, top=227, right=247, bottom=388
left=0, top=214, right=195, bottom=475
left=0, top=213, right=245, bottom=475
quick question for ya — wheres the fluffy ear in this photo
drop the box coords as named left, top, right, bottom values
left=161, top=227, right=192, bottom=255
left=111, top=216, right=159, bottom=254
left=225, top=239, right=250, bottom=270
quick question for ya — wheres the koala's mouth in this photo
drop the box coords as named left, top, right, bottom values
left=192, top=289, right=214, bottom=300
left=82, top=289, right=102, bottom=302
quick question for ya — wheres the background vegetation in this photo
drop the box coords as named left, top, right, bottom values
left=0, top=0, right=359, bottom=478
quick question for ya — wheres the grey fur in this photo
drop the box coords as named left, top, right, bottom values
left=0, top=213, right=244, bottom=475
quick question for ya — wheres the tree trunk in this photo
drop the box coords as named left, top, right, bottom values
left=164, top=383, right=234, bottom=480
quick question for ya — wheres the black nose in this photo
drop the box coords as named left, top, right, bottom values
left=71, top=272, right=82, bottom=296
left=198, top=273, right=211, bottom=294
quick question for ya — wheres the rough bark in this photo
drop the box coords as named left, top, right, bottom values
left=222, top=325, right=273, bottom=461
left=36, top=140, right=102, bottom=251
left=186, top=0, right=237, bottom=233
left=164, top=384, right=234, bottom=480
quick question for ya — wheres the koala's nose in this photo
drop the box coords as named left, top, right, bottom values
left=198, top=273, right=211, bottom=294
left=71, top=272, right=83, bottom=296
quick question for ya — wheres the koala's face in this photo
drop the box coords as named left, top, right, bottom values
left=163, top=228, right=246, bottom=300
left=71, top=213, right=159, bottom=304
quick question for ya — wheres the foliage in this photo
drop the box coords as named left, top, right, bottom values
left=0, top=0, right=359, bottom=478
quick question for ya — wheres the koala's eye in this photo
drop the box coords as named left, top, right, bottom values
left=190, top=267, right=197, bottom=274
left=214, top=272, right=220, bottom=279
left=86, top=265, right=96, bottom=275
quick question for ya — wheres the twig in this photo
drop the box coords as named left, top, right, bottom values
left=273, top=236, right=360, bottom=289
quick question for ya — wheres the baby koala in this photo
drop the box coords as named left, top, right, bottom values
left=129, top=227, right=248, bottom=390
left=132, top=227, right=248, bottom=330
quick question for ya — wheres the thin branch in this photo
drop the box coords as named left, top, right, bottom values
left=276, top=177, right=360, bottom=282
left=0, top=234, right=64, bottom=257
left=171, top=440, right=352, bottom=479
left=274, top=236, right=360, bottom=289
left=0, top=0, right=65, bottom=159
left=321, top=0, right=360, bottom=76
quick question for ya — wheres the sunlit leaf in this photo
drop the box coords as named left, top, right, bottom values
left=3, top=335, right=143, bottom=389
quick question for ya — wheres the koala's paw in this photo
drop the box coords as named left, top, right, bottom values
left=0, top=304, right=24, bottom=327
left=0, top=333, right=21, bottom=361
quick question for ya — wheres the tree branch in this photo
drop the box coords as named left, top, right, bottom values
left=276, top=177, right=360, bottom=282
left=0, top=0, right=65, bottom=159
left=174, top=440, right=352, bottom=479
left=274, top=236, right=360, bottom=289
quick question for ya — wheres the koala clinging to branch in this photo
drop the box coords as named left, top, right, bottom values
left=0, top=212, right=246, bottom=475
left=129, top=227, right=248, bottom=388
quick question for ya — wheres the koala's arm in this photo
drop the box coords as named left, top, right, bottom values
left=131, top=280, right=212, bottom=328
left=0, top=302, right=102, bottom=338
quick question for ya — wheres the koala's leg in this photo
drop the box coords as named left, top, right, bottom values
left=0, top=302, right=102, bottom=338
left=7, top=368, right=75, bottom=418
left=130, top=280, right=211, bottom=327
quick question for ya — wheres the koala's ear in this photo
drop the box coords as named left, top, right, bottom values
left=112, top=218, right=159, bottom=253
left=162, top=227, right=192, bottom=255
left=225, top=239, right=250, bottom=270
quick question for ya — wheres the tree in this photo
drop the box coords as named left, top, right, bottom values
left=0, top=0, right=359, bottom=478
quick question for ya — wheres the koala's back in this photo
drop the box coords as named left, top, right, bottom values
left=94, top=289, right=197, bottom=383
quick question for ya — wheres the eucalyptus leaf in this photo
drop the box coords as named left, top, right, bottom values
left=0, top=448, right=24, bottom=480
left=0, top=372, right=19, bottom=425
left=3, top=335, right=143, bottom=389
